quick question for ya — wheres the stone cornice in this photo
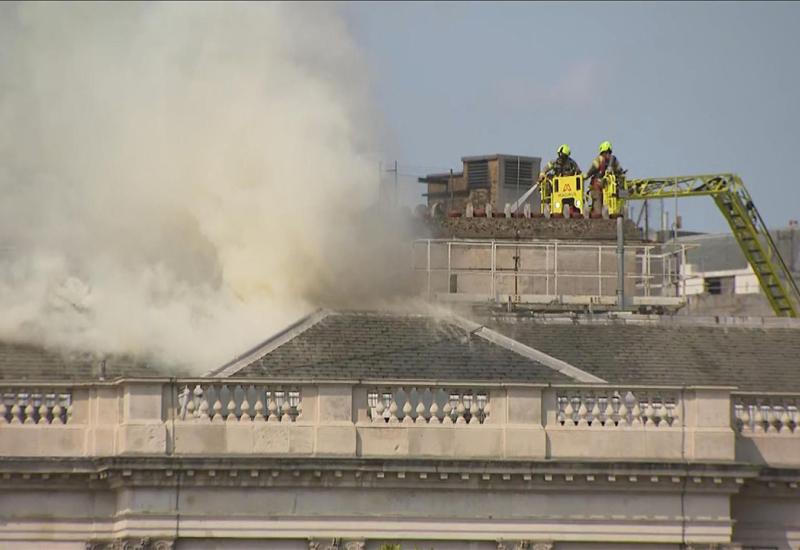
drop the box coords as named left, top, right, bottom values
left=0, top=456, right=773, bottom=494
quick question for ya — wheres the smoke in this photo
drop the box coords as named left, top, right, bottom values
left=0, top=2, right=416, bottom=371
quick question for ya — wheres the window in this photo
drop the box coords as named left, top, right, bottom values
left=706, top=277, right=722, bottom=295
left=705, top=276, right=734, bottom=295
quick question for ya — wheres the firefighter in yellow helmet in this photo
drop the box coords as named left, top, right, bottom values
left=538, top=145, right=581, bottom=210
left=585, top=141, right=625, bottom=215
left=539, top=144, right=582, bottom=181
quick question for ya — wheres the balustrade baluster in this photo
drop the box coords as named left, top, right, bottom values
left=23, top=395, right=35, bottom=424
left=402, top=398, right=414, bottom=425
left=226, top=396, right=238, bottom=423
left=753, top=406, right=765, bottom=433
left=577, top=401, right=589, bottom=427
left=455, top=397, right=466, bottom=425
left=186, top=394, right=196, bottom=418
left=416, top=401, right=427, bottom=424
left=192, top=385, right=203, bottom=418
left=739, top=405, right=751, bottom=433
left=52, top=403, right=63, bottom=425
left=37, top=403, right=49, bottom=425
left=563, top=400, right=574, bottom=426
left=267, top=396, right=278, bottom=422
left=254, top=396, right=265, bottom=422
left=603, top=400, right=615, bottom=428
left=10, top=401, right=22, bottom=424
left=240, top=397, right=251, bottom=422
left=442, top=401, right=452, bottom=425
left=656, top=402, right=667, bottom=428
left=631, top=401, right=643, bottom=428
left=429, top=401, right=440, bottom=424
left=618, top=402, right=629, bottom=428
left=590, top=401, right=601, bottom=428
left=644, top=402, right=656, bottom=427
left=373, top=400, right=385, bottom=424
left=198, top=397, right=210, bottom=421
left=212, top=399, right=224, bottom=423
left=766, top=405, right=779, bottom=433
left=468, top=398, right=480, bottom=425
left=779, top=408, right=792, bottom=435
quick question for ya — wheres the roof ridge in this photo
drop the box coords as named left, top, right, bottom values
left=327, top=310, right=435, bottom=318
left=447, top=314, right=607, bottom=384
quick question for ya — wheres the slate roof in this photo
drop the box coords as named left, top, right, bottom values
left=3, top=310, right=798, bottom=392
left=0, top=341, right=164, bottom=381
left=234, top=312, right=574, bottom=383
left=486, top=315, right=800, bottom=393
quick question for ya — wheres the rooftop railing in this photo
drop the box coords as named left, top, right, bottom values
left=412, top=238, right=688, bottom=308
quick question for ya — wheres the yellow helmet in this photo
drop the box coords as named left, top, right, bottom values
left=557, top=144, right=571, bottom=156
left=599, top=141, right=612, bottom=154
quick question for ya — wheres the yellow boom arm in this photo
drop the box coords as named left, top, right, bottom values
left=623, top=174, right=800, bottom=317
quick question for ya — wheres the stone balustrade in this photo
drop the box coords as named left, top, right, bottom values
left=732, top=393, right=800, bottom=466
left=366, top=387, right=490, bottom=424
left=555, top=389, right=680, bottom=428
left=733, top=395, right=799, bottom=434
left=0, top=388, right=72, bottom=425
left=178, top=383, right=301, bottom=423
left=1, top=381, right=797, bottom=466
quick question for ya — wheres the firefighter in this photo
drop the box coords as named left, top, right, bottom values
left=585, top=141, right=624, bottom=215
left=538, top=144, right=581, bottom=210
left=539, top=144, right=582, bottom=180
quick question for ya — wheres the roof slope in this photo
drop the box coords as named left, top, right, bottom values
left=0, top=341, right=165, bottom=381
left=235, top=311, right=574, bottom=383
left=487, top=316, right=800, bottom=392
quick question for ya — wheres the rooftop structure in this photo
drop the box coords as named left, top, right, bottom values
left=419, top=154, right=541, bottom=215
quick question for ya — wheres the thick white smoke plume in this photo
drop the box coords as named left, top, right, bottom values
left=0, top=2, right=413, bottom=371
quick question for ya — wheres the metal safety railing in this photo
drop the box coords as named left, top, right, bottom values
left=413, top=239, right=689, bottom=306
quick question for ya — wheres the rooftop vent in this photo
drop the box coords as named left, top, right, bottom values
left=466, top=160, right=490, bottom=188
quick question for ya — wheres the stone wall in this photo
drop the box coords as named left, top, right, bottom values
left=1, top=380, right=798, bottom=547
left=426, top=217, right=642, bottom=241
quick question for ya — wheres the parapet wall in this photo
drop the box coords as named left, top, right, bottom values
left=425, top=216, right=642, bottom=241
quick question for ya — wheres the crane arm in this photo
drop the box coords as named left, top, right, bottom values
left=623, top=173, right=800, bottom=317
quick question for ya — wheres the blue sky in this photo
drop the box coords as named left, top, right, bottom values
left=345, top=1, right=800, bottom=233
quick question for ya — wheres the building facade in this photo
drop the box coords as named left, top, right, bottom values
left=1, top=311, right=799, bottom=549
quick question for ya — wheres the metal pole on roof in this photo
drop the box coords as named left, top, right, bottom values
left=449, top=169, right=454, bottom=212
left=617, top=216, right=625, bottom=310
left=378, top=161, right=382, bottom=207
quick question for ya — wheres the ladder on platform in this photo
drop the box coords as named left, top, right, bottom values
left=623, top=174, right=800, bottom=317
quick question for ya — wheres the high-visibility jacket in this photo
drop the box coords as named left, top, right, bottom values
left=585, top=153, right=623, bottom=180
left=541, top=156, right=581, bottom=179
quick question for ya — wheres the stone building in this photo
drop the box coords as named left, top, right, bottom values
left=420, top=154, right=541, bottom=214
left=1, top=310, right=799, bottom=549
